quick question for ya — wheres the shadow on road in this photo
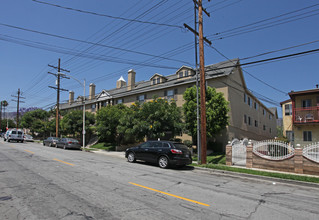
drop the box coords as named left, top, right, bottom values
left=134, top=161, right=194, bottom=171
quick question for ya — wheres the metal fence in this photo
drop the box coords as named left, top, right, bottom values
left=253, top=140, right=295, bottom=161
left=303, top=142, right=319, bottom=163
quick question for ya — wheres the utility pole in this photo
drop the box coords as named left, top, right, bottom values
left=48, top=58, right=70, bottom=138
left=184, top=0, right=211, bottom=164
left=11, top=89, right=25, bottom=129
left=198, top=0, right=207, bottom=164
left=0, top=101, right=2, bottom=132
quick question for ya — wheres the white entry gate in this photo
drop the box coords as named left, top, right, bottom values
left=232, top=139, right=248, bottom=166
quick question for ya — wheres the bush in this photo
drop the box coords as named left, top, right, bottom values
left=207, top=140, right=224, bottom=153
left=183, top=140, right=193, bottom=148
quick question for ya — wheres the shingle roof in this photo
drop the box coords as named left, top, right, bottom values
left=60, top=59, right=239, bottom=109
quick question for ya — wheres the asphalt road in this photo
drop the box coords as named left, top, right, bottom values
left=0, top=139, right=319, bottom=220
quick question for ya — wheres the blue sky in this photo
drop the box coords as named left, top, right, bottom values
left=1, top=0, right=318, bottom=116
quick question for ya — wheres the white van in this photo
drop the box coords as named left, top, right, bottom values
left=4, top=129, right=24, bottom=143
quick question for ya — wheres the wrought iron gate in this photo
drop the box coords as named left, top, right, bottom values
left=232, top=139, right=247, bottom=166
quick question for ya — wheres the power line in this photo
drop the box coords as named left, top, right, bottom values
left=206, top=44, right=288, bottom=95
left=0, top=23, right=191, bottom=65
left=0, top=34, right=180, bottom=70
left=211, top=3, right=319, bottom=36
left=32, top=0, right=183, bottom=29
left=240, top=39, right=319, bottom=61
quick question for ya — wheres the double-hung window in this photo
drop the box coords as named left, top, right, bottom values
left=303, top=131, right=312, bottom=141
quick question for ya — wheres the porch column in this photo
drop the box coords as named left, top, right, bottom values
left=226, top=144, right=232, bottom=166
left=294, top=147, right=304, bottom=174
left=246, top=144, right=253, bottom=168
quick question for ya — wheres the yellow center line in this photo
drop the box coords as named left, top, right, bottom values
left=129, top=182, right=210, bottom=207
left=24, top=149, right=35, bottom=154
left=53, top=158, right=74, bottom=166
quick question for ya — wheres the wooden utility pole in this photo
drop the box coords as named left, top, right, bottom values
left=184, top=0, right=211, bottom=164
left=198, top=0, right=207, bottom=164
left=11, top=89, right=25, bottom=129
left=0, top=101, right=2, bottom=132
left=48, top=58, right=69, bottom=138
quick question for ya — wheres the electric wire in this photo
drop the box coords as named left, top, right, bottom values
left=32, top=0, right=183, bottom=29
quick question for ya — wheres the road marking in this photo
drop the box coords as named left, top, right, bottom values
left=53, top=158, right=74, bottom=166
left=129, top=182, right=210, bottom=207
left=24, top=150, right=34, bottom=154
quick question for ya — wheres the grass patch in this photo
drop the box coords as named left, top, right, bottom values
left=90, top=142, right=116, bottom=151
left=193, top=163, right=319, bottom=184
left=192, top=152, right=226, bottom=165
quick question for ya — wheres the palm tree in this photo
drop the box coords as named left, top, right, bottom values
left=2, top=100, right=8, bottom=129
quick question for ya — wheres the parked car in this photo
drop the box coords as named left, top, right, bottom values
left=125, top=141, right=192, bottom=169
left=4, top=129, right=24, bottom=143
left=56, top=138, right=81, bottom=150
left=43, top=137, right=60, bottom=147
left=24, top=134, right=34, bottom=142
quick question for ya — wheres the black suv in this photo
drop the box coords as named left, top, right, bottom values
left=125, top=141, right=192, bottom=168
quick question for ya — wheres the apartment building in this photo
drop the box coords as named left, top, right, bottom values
left=60, top=59, right=277, bottom=146
left=286, top=88, right=319, bottom=146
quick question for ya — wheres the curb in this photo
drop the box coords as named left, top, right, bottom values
left=193, top=166, right=319, bottom=189
left=88, top=149, right=319, bottom=188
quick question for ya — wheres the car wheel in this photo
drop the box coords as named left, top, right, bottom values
left=7, top=139, right=10, bottom=143
left=127, top=152, right=136, bottom=163
left=158, top=156, right=169, bottom=169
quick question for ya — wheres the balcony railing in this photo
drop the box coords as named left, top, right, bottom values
left=293, top=106, right=319, bottom=124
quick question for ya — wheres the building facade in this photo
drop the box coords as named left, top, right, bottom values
left=280, top=99, right=293, bottom=142
left=287, top=88, right=319, bottom=146
left=60, top=59, right=277, bottom=146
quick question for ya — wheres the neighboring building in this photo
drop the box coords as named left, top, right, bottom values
left=288, top=88, right=319, bottom=146
left=60, top=59, right=277, bottom=146
left=280, top=99, right=293, bottom=142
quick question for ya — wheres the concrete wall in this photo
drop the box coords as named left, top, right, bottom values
left=226, top=145, right=319, bottom=176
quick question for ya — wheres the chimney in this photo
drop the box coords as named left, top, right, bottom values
left=89, top=83, right=96, bottom=100
left=116, top=76, right=126, bottom=89
left=127, top=69, right=136, bottom=91
left=69, top=91, right=74, bottom=104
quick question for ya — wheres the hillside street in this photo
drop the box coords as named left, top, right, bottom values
left=0, top=140, right=319, bottom=220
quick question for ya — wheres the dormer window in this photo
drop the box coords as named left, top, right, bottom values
left=179, top=72, right=183, bottom=78
left=150, top=74, right=166, bottom=85
left=185, top=70, right=189, bottom=77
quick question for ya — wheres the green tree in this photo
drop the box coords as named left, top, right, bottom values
left=117, top=103, right=144, bottom=144
left=60, top=110, right=95, bottom=142
left=1, top=119, right=15, bottom=132
left=183, top=86, right=229, bottom=144
left=96, top=104, right=128, bottom=144
left=20, top=109, right=50, bottom=137
left=138, top=98, right=183, bottom=140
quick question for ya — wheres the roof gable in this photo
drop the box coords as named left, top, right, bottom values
left=96, top=90, right=112, bottom=100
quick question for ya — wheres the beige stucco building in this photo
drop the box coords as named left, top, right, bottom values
left=280, top=99, right=293, bottom=141
left=285, top=88, right=319, bottom=147
left=60, top=59, right=277, bottom=147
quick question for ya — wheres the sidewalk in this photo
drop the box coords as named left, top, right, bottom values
left=90, top=149, right=126, bottom=159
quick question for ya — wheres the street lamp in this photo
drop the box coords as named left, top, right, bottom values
left=59, top=73, right=86, bottom=150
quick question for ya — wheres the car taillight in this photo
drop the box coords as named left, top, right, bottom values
left=68, top=141, right=72, bottom=144
left=171, top=149, right=183, bottom=154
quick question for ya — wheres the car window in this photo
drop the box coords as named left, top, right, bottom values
left=152, top=142, right=162, bottom=148
left=172, top=143, right=188, bottom=150
left=163, top=143, right=170, bottom=148
left=18, top=132, right=23, bottom=135
left=12, top=131, right=17, bottom=134
left=140, top=142, right=152, bottom=148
